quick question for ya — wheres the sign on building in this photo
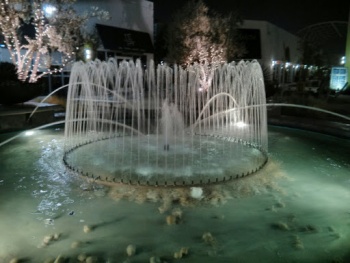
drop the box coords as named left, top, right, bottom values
left=330, top=67, right=348, bottom=91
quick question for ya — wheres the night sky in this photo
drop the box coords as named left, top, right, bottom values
left=154, top=0, right=350, bottom=34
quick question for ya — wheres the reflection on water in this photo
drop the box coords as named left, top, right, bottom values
left=0, top=127, right=349, bottom=262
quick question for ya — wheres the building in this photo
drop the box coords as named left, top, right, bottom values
left=238, top=20, right=302, bottom=84
left=75, top=0, right=154, bottom=65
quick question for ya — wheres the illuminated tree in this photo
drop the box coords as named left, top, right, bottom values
left=166, top=0, right=244, bottom=90
left=0, top=0, right=109, bottom=83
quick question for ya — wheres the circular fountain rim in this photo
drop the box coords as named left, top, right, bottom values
left=63, top=134, right=269, bottom=187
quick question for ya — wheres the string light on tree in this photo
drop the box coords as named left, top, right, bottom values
left=0, top=0, right=109, bottom=83
left=166, top=0, right=244, bottom=91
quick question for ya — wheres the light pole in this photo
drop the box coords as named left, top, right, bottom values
left=346, top=7, right=350, bottom=85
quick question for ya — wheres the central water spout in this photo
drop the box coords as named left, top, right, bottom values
left=161, top=100, right=184, bottom=151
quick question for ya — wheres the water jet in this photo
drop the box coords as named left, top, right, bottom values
left=63, top=59, right=268, bottom=186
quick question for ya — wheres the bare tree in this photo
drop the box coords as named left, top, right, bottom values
left=0, top=0, right=109, bottom=83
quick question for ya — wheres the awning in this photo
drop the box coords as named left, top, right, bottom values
left=96, top=24, right=154, bottom=53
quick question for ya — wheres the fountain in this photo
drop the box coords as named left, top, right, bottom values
left=63, top=59, right=268, bottom=186
left=0, top=59, right=349, bottom=263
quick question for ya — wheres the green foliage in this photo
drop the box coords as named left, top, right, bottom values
left=298, top=39, right=324, bottom=67
left=0, top=62, right=46, bottom=104
left=0, top=62, right=18, bottom=82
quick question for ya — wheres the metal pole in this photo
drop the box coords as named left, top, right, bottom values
left=345, top=7, right=350, bottom=84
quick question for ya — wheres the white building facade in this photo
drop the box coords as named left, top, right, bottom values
left=76, top=0, right=154, bottom=64
left=239, top=20, right=303, bottom=84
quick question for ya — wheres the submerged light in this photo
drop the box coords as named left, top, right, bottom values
left=24, top=130, right=35, bottom=136
left=234, top=121, right=248, bottom=128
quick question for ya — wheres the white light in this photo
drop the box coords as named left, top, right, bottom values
left=234, top=121, right=247, bottom=128
left=340, top=56, right=346, bottom=65
left=24, top=130, right=35, bottom=136
left=85, top=49, right=92, bottom=60
left=43, top=4, right=57, bottom=17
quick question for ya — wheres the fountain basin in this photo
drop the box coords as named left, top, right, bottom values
left=0, top=125, right=349, bottom=262
left=63, top=134, right=268, bottom=186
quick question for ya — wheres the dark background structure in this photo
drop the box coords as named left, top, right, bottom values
left=154, top=0, right=349, bottom=33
